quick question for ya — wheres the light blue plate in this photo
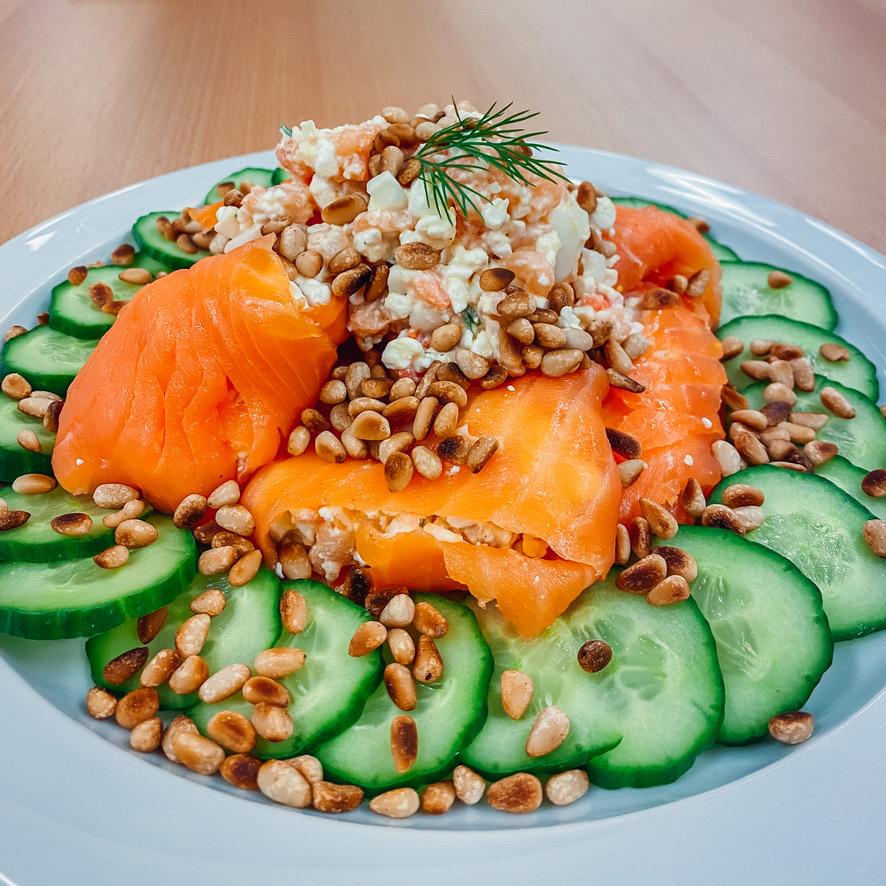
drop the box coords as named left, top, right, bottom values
left=1, top=147, right=885, bottom=884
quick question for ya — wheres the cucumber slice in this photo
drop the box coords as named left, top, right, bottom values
left=461, top=600, right=622, bottom=777
left=86, top=566, right=281, bottom=710
left=0, top=486, right=150, bottom=562
left=271, top=168, right=291, bottom=186
left=48, top=255, right=169, bottom=340
left=718, top=315, right=879, bottom=400
left=741, top=376, right=886, bottom=473
left=0, top=515, right=196, bottom=639
left=816, top=456, right=886, bottom=521
left=0, top=396, right=54, bottom=480
left=610, top=196, right=739, bottom=260
left=569, top=577, right=723, bottom=789
left=717, top=262, right=837, bottom=331
left=0, top=326, right=96, bottom=397
left=655, top=526, right=832, bottom=745
left=315, top=593, right=493, bottom=792
left=190, top=580, right=383, bottom=755
left=709, top=465, right=886, bottom=641
left=203, top=167, right=276, bottom=206
left=132, top=212, right=210, bottom=270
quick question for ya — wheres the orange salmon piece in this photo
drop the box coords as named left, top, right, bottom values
left=243, top=368, right=621, bottom=637
left=53, top=238, right=346, bottom=512
left=608, top=205, right=723, bottom=327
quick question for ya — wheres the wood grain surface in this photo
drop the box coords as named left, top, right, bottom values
left=1, top=0, right=885, bottom=252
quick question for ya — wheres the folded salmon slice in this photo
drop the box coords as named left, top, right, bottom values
left=244, top=367, right=621, bottom=638
left=608, top=204, right=723, bottom=328
left=53, top=238, right=347, bottom=512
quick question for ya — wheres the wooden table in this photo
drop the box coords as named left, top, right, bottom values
left=1, top=0, right=884, bottom=253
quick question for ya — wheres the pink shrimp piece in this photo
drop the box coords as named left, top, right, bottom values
left=412, top=272, right=450, bottom=309
left=240, top=180, right=316, bottom=226
left=504, top=248, right=556, bottom=298
left=333, top=119, right=388, bottom=180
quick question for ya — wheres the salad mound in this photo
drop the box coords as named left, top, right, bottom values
left=1, top=99, right=885, bottom=821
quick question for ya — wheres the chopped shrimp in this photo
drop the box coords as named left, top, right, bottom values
left=277, top=118, right=388, bottom=183
left=333, top=119, right=388, bottom=180
left=350, top=300, right=394, bottom=338
left=239, top=180, right=315, bottom=226
left=412, top=272, right=450, bottom=310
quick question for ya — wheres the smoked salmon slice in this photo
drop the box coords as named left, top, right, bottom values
left=243, top=367, right=622, bottom=638
left=602, top=207, right=727, bottom=523
left=52, top=237, right=347, bottom=512
left=608, top=204, right=723, bottom=327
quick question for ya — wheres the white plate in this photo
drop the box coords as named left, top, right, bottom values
left=1, top=147, right=885, bottom=885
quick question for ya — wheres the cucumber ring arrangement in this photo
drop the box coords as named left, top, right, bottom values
left=1, top=165, right=885, bottom=822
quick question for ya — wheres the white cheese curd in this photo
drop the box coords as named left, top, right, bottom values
left=307, top=224, right=351, bottom=262
left=367, top=172, right=409, bottom=212
left=557, top=306, right=583, bottom=329
left=255, top=186, right=288, bottom=220
left=309, top=176, right=338, bottom=209
left=481, top=198, right=510, bottom=230
left=684, top=454, right=695, bottom=466
left=295, top=276, right=332, bottom=306
left=381, top=334, right=426, bottom=370
left=383, top=291, right=413, bottom=321
left=591, top=196, right=617, bottom=230
left=400, top=213, right=457, bottom=251
left=471, top=329, right=496, bottom=359
left=550, top=201, right=591, bottom=281
left=214, top=205, right=242, bottom=240
left=224, top=223, right=263, bottom=253
left=423, top=522, right=463, bottom=544
left=409, top=300, right=450, bottom=332
left=384, top=513, right=422, bottom=536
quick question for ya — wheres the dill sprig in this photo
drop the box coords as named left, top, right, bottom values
left=413, top=102, right=569, bottom=221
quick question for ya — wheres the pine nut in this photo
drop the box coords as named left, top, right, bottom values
left=207, top=710, right=257, bottom=753
left=4, top=325, right=26, bottom=342
left=49, top=512, right=92, bottom=536
left=204, top=479, right=238, bottom=509
left=328, top=246, right=361, bottom=275
left=243, top=675, right=290, bottom=707
left=228, top=549, right=262, bottom=587
left=169, top=493, right=206, bottom=529
left=115, top=687, right=159, bottom=729
left=384, top=451, right=414, bottom=492
left=819, top=342, right=850, bottom=362
left=501, top=669, right=533, bottom=719
left=467, top=436, right=499, bottom=473
left=93, top=483, right=139, bottom=508
left=369, top=787, right=420, bottom=818
left=254, top=647, right=306, bottom=679
left=545, top=769, right=590, bottom=806
left=646, top=574, right=691, bottom=606
left=319, top=380, right=348, bottom=405
left=790, top=411, right=829, bottom=430
left=198, top=545, right=241, bottom=575
left=861, top=469, right=886, bottom=498
left=863, top=520, right=886, bottom=557
left=820, top=386, right=856, bottom=419
left=733, top=432, right=770, bottom=466
left=630, top=515, right=652, bottom=559
left=638, top=287, right=679, bottom=310
left=312, top=781, right=364, bottom=813
left=721, top=385, right=750, bottom=411
left=761, top=400, right=794, bottom=425
left=321, top=194, right=368, bottom=226
left=712, top=440, right=742, bottom=476
left=349, top=620, right=387, bottom=656
left=764, top=383, right=797, bottom=406
left=385, top=663, right=417, bottom=711
left=615, top=523, right=631, bottom=565
left=413, top=634, right=444, bottom=682
left=15, top=429, right=40, bottom=452
left=130, top=717, right=163, bottom=753
left=0, top=509, right=32, bottom=531
left=487, top=772, right=543, bottom=814
left=413, top=601, right=448, bottom=638
left=576, top=180, right=598, bottom=215
left=740, top=360, right=771, bottom=381
left=211, top=530, right=254, bottom=557
left=135, top=607, right=166, bottom=644
left=278, top=225, right=307, bottom=262
left=701, top=504, right=746, bottom=534
left=213, top=504, right=254, bottom=537
left=174, top=731, right=225, bottom=775
left=378, top=431, right=415, bottom=465
left=618, top=459, right=646, bottom=488
left=175, top=614, right=211, bottom=658
left=252, top=703, right=294, bottom=742
left=103, top=646, right=148, bottom=685
left=720, top=337, right=744, bottom=361
left=639, top=498, right=679, bottom=539
left=168, top=655, right=209, bottom=695
left=804, top=440, right=839, bottom=466
left=616, top=554, right=667, bottom=593
left=391, top=714, right=418, bottom=773
left=189, top=589, right=226, bottom=617
left=685, top=269, right=710, bottom=298
left=768, top=710, right=814, bottom=744
left=277, top=588, right=307, bottom=634
left=525, top=705, right=569, bottom=757
left=733, top=505, right=766, bottom=532
left=577, top=639, right=612, bottom=673
left=790, top=357, right=815, bottom=391
left=220, top=753, right=262, bottom=791
left=428, top=380, right=468, bottom=409
left=140, top=648, right=182, bottom=687
left=2, top=373, right=32, bottom=401
left=387, top=628, right=416, bottom=666
left=380, top=593, right=415, bottom=628
left=86, top=686, right=117, bottom=719
left=452, top=764, right=486, bottom=804
left=606, top=427, right=642, bottom=460
left=113, top=518, right=158, bottom=549
left=411, top=445, right=443, bottom=479
left=422, top=780, right=456, bottom=814
left=395, top=243, right=440, bottom=270
left=159, top=715, right=198, bottom=763
left=198, top=663, right=251, bottom=704
left=365, top=586, right=405, bottom=617
left=455, top=348, right=490, bottom=380
left=11, top=473, right=56, bottom=494
left=541, top=347, right=584, bottom=377
left=429, top=323, right=460, bottom=352
left=295, top=249, right=323, bottom=278
left=193, top=520, right=222, bottom=544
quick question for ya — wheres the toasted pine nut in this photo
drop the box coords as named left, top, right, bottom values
left=819, top=342, right=850, bottom=362
left=160, top=715, right=198, bottom=763
left=712, top=440, right=742, bottom=476
left=386, top=627, right=416, bottom=666
left=768, top=710, right=814, bottom=744
left=48, top=512, right=92, bottom=536
left=615, top=523, right=631, bottom=565
left=11, top=473, right=56, bottom=495
left=452, top=764, right=486, bottom=804
left=321, top=194, right=368, bottom=226
left=501, top=669, right=533, bottom=720
left=254, top=647, right=306, bottom=679
left=412, top=396, right=439, bottom=441
left=173, top=731, right=226, bottom=775
left=487, top=772, right=543, bottom=813
left=411, top=445, right=443, bottom=479
left=176, top=614, right=211, bottom=657
left=205, top=479, right=239, bottom=509
left=646, top=574, right=691, bottom=606
left=412, top=633, right=444, bottom=683
left=719, top=336, right=744, bottom=361
left=276, top=541, right=310, bottom=580
left=168, top=655, right=209, bottom=695
left=413, top=601, right=448, bottom=638
left=639, top=498, right=679, bottom=539
left=189, top=588, right=226, bottom=617
left=279, top=589, right=308, bottom=634
left=349, top=620, right=387, bottom=657
left=525, top=705, right=569, bottom=757
left=130, top=717, right=163, bottom=752
left=312, top=781, right=364, bottom=813
left=863, top=520, right=886, bottom=557
left=214, top=504, right=255, bottom=537
left=252, top=702, right=294, bottom=742
left=395, top=242, right=440, bottom=270
left=545, top=769, right=590, bottom=806
left=369, top=786, right=420, bottom=818
left=616, top=554, right=668, bottom=593
left=287, top=426, right=311, bottom=457
left=114, top=518, right=158, bottom=549
left=140, top=648, right=182, bottom=687
left=384, top=451, right=414, bottom=492
left=384, top=663, right=417, bottom=711
left=820, top=386, right=856, bottom=419
left=207, top=710, right=257, bottom=753
left=721, top=483, right=765, bottom=508
left=1, top=372, right=31, bottom=399
left=198, top=545, right=238, bottom=576
left=390, top=714, right=419, bottom=773
left=227, top=549, right=262, bottom=587
left=466, top=436, right=499, bottom=474
left=379, top=593, right=415, bottom=628
left=86, top=686, right=117, bottom=719
left=102, top=646, right=148, bottom=685
left=135, top=607, right=167, bottom=644
left=804, top=440, right=839, bottom=466
left=220, top=753, right=262, bottom=791
left=115, top=687, right=159, bottom=729
left=422, top=780, right=456, bottom=815
left=701, top=504, right=746, bottom=534
left=243, top=675, right=290, bottom=707
left=740, top=360, right=771, bottom=381
left=102, top=498, right=145, bottom=529
left=93, top=483, right=139, bottom=509
left=198, top=663, right=251, bottom=704
left=430, top=323, right=462, bottom=352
